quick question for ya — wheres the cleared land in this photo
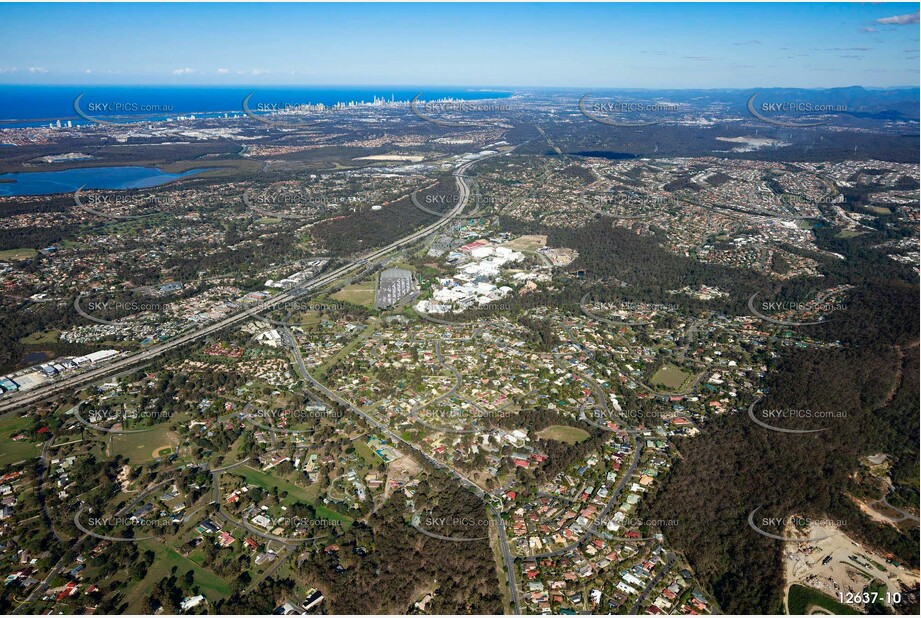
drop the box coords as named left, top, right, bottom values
left=109, top=426, right=177, bottom=464
left=353, top=439, right=379, bottom=465
left=19, top=329, right=61, bottom=345
left=0, top=248, right=37, bottom=260
left=650, top=363, right=692, bottom=390
left=0, top=415, right=40, bottom=465
left=502, top=234, right=547, bottom=251
left=232, top=465, right=352, bottom=525
left=331, top=280, right=377, bottom=308
left=0, top=440, right=40, bottom=466
left=124, top=539, right=231, bottom=613
left=536, top=425, right=591, bottom=444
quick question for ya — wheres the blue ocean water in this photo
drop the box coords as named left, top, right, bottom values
left=0, top=166, right=209, bottom=196
left=0, top=85, right=512, bottom=126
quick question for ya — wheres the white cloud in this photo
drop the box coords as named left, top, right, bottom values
left=876, top=11, right=919, bottom=25
left=172, top=67, right=196, bottom=76
left=216, top=68, right=230, bottom=74
left=28, top=67, right=48, bottom=74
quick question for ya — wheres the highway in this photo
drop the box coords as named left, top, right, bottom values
left=270, top=153, right=522, bottom=614
left=6, top=150, right=523, bottom=612
left=0, top=154, right=492, bottom=417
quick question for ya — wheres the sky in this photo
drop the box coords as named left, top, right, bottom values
left=0, top=2, right=918, bottom=88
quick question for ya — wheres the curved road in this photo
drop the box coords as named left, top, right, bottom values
left=0, top=154, right=497, bottom=417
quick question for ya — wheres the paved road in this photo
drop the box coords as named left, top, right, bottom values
left=9, top=151, right=517, bottom=613
left=276, top=154, right=522, bottom=614
left=525, top=434, right=642, bottom=560
left=0, top=155, right=497, bottom=417
left=491, top=507, right=522, bottom=614
left=15, top=471, right=173, bottom=613
left=409, top=339, right=462, bottom=414
left=628, top=552, right=677, bottom=614
left=287, top=299, right=524, bottom=613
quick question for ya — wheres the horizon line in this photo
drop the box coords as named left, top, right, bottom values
left=1, top=83, right=919, bottom=91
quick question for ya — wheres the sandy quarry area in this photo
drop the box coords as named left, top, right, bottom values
left=783, top=520, right=919, bottom=612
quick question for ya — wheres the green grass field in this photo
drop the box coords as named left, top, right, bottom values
left=125, top=540, right=230, bottom=612
left=0, top=415, right=40, bottom=465
left=331, top=279, right=377, bottom=309
left=19, top=329, right=61, bottom=345
left=0, top=414, right=33, bottom=434
left=109, top=426, right=176, bottom=464
left=289, top=309, right=324, bottom=326
left=0, top=440, right=41, bottom=466
left=0, top=248, right=37, bottom=260
left=317, top=320, right=378, bottom=377
left=787, top=584, right=859, bottom=615
left=352, top=439, right=379, bottom=465
left=836, top=229, right=865, bottom=239
left=650, top=364, right=692, bottom=390
left=536, top=425, right=591, bottom=444
left=232, top=465, right=352, bottom=524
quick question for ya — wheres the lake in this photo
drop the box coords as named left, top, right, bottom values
left=0, top=166, right=210, bottom=197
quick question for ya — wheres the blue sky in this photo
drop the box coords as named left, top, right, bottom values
left=1, top=2, right=918, bottom=88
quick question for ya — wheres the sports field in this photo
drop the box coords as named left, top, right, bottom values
left=331, top=279, right=376, bottom=308
left=536, top=425, right=591, bottom=444
left=109, top=426, right=177, bottom=464
left=650, top=364, right=692, bottom=390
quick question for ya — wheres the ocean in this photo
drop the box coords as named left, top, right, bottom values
left=0, top=85, right=513, bottom=127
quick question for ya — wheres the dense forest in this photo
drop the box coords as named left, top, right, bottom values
left=500, top=202, right=920, bottom=613
left=298, top=472, right=504, bottom=614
